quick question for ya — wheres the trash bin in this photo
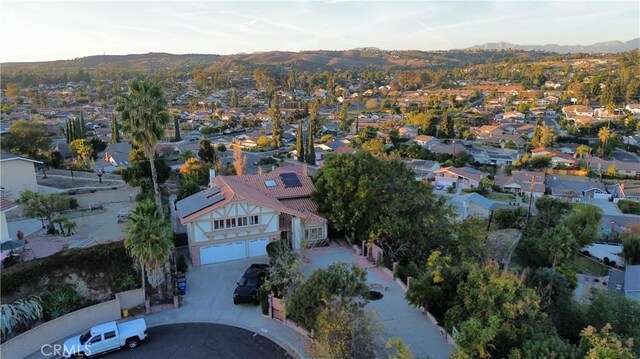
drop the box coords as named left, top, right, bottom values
left=178, top=277, right=187, bottom=295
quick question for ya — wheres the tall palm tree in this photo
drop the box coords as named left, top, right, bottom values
left=597, top=126, right=612, bottom=158
left=117, top=80, right=171, bottom=207
left=125, top=199, right=174, bottom=300
left=574, top=144, right=592, bottom=160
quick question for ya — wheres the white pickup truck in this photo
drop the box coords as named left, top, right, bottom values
left=62, top=318, right=147, bottom=358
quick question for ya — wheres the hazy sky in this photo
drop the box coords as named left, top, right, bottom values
left=1, top=1, right=638, bottom=62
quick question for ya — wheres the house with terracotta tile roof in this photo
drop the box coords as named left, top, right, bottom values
left=176, top=165, right=327, bottom=266
left=433, top=166, right=489, bottom=189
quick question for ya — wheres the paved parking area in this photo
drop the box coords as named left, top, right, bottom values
left=106, top=323, right=291, bottom=359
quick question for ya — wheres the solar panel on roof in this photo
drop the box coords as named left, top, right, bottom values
left=280, top=172, right=302, bottom=188
left=176, top=187, right=225, bottom=219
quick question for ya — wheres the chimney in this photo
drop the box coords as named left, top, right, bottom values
left=209, top=169, right=217, bottom=188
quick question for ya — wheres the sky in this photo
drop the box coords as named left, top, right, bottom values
left=1, top=0, right=639, bottom=63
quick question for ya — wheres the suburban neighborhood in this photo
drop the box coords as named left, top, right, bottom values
left=1, top=9, right=640, bottom=358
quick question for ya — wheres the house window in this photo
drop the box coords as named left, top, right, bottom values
left=214, top=216, right=260, bottom=231
left=305, top=227, right=322, bottom=240
left=214, top=220, right=224, bottom=230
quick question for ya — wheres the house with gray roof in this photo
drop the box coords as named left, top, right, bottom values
left=624, top=265, right=640, bottom=302
left=546, top=176, right=608, bottom=200
left=609, top=265, right=640, bottom=302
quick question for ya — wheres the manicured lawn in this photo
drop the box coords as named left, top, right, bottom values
left=569, top=254, right=610, bottom=277
left=486, top=192, right=516, bottom=202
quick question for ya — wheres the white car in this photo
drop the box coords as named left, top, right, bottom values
left=63, top=318, right=147, bottom=358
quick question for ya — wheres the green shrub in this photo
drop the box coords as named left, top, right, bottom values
left=266, top=239, right=288, bottom=264
left=41, top=284, right=81, bottom=320
left=176, top=254, right=188, bottom=274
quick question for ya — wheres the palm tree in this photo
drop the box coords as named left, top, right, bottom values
left=597, top=127, right=612, bottom=158
left=542, top=225, right=577, bottom=270
left=125, top=199, right=174, bottom=300
left=117, top=80, right=171, bottom=207
left=178, top=149, right=196, bottom=163
left=574, top=144, right=591, bottom=160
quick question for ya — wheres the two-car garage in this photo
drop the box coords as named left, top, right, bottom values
left=199, top=238, right=269, bottom=265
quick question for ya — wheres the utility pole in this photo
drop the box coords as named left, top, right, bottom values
left=527, top=174, right=535, bottom=220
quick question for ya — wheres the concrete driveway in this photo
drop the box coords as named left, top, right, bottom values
left=144, top=256, right=308, bottom=358
left=303, top=245, right=455, bottom=359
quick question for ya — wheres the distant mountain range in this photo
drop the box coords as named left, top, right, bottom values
left=467, top=38, right=640, bottom=54
left=2, top=39, right=637, bottom=74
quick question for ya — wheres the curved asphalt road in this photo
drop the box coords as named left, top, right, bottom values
left=106, top=323, right=292, bottom=359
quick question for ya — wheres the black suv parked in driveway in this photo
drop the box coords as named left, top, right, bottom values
left=233, top=264, right=270, bottom=304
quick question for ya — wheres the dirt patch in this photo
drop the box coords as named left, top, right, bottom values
left=1, top=242, right=138, bottom=304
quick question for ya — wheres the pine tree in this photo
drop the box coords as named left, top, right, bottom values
left=339, top=100, right=350, bottom=133
left=65, top=121, right=70, bottom=143
left=309, top=100, right=320, bottom=136
left=306, top=112, right=316, bottom=165
left=270, top=93, right=283, bottom=148
left=296, top=120, right=305, bottom=162
left=231, top=89, right=238, bottom=108
left=80, top=112, right=86, bottom=138
left=111, top=116, right=121, bottom=144
left=173, top=115, right=181, bottom=142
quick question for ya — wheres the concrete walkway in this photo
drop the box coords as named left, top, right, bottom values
left=304, top=245, right=455, bottom=359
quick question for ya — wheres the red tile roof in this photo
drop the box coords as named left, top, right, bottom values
left=177, top=165, right=326, bottom=226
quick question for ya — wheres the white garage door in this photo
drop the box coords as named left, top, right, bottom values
left=200, top=241, right=246, bottom=265
left=247, top=238, right=269, bottom=257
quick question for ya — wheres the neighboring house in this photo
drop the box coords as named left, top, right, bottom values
left=624, top=265, right=640, bottom=302
left=623, top=134, right=640, bottom=147
left=1, top=198, right=19, bottom=243
left=429, top=143, right=467, bottom=156
left=405, top=160, right=441, bottom=180
left=409, top=135, right=440, bottom=148
left=494, top=170, right=546, bottom=198
left=484, top=133, right=527, bottom=148
left=472, top=125, right=504, bottom=140
left=0, top=152, right=43, bottom=200
left=102, top=142, right=132, bottom=172
left=530, top=148, right=578, bottom=167
left=586, top=156, right=640, bottom=177
left=546, top=176, right=608, bottom=200
left=434, top=166, right=489, bottom=189
left=625, top=104, right=640, bottom=119
left=468, top=147, right=520, bottom=166
left=450, top=192, right=514, bottom=220
left=615, top=182, right=640, bottom=201
left=176, top=166, right=327, bottom=266
left=610, top=265, right=640, bottom=302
